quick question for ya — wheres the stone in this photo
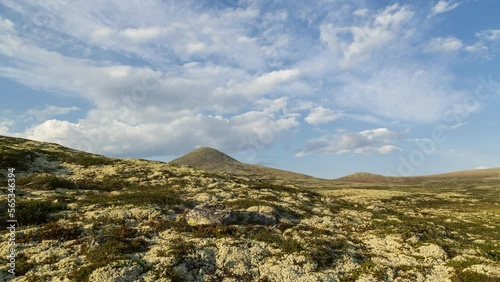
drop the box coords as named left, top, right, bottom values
left=245, top=206, right=277, bottom=225
left=186, top=203, right=236, bottom=226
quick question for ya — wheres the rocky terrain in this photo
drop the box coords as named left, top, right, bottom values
left=0, top=135, right=499, bottom=281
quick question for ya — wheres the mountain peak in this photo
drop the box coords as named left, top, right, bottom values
left=170, top=147, right=240, bottom=171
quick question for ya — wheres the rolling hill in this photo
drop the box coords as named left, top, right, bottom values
left=170, top=147, right=324, bottom=187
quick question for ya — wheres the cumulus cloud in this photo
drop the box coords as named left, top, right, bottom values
left=305, top=106, right=342, bottom=125
left=297, top=128, right=403, bottom=156
left=24, top=97, right=299, bottom=157
left=424, top=37, right=463, bottom=53
left=431, top=0, right=460, bottom=15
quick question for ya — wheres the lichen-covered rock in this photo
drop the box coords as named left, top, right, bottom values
left=244, top=206, right=277, bottom=225
left=193, top=192, right=217, bottom=203
left=186, top=203, right=236, bottom=226
left=417, top=244, right=447, bottom=262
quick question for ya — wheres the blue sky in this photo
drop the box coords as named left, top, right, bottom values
left=0, top=0, right=499, bottom=178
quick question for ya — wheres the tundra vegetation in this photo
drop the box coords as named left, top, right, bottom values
left=0, top=136, right=499, bottom=281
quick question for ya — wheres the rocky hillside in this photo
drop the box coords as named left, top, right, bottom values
left=0, top=135, right=499, bottom=281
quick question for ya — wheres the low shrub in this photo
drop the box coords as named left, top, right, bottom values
left=15, top=253, right=35, bottom=276
left=0, top=147, right=38, bottom=172
left=247, top=226, right=303, bottom=254
left=307, top=238, right=347, bottom=268
left=17, top=174, right=76, bottom=190
left=37, top=222, right=83, bottom=241
left=16, top=200, right=66, bottom=225
left=83, top=185, right=185, bottom=207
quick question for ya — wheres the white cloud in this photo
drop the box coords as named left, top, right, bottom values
left=424, top=37, right=463, bottom=53
left=0, top=17, right=15, bottom=31
left=319, top=4, right=414, bottom=68
left=26, top=105, right=80, bottom=121
left=353, top=8, right=369, bottom=17
left=0, top=15, right=305, bottom=156
left=431, top=1, right=460, bottom=15
left=464, top=42, right=489, bottom=56
left=476, top=29, right=500, bottom=42
left=448, top=122, right=466, bottom=130
left=107, top=66, right=131, bottom=78
left=92, top=26, right=167, bottom=43
left=24, top=119, right=85, bottom=145
left=474, top=166, right=490, bottom=170
left=305, top=106, right=341, bottom=125
left=0, top=119, right=14, bottom=135
left=297, top=128, right=403, bottom=156
left=119, top=27, right=164, bottom=41
left=238, top=69, right=301, bottom=97
left=186, top=41, right=206, bottom=54
left=335, top=67, right=468, bottom=123
left=24, top=97, right=299, bottom=156
left=90, top=27, right=114, bottom=41
left=378, top=145, right=402, bottom=154
left=0, top=1, right=493, bottom=161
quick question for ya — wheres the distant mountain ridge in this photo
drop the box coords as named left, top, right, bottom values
left=170, top=146, right=500, bottom=188
left=336, top=169, right=500, bottom=184
left=1, top=135, right=498, bottom=187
